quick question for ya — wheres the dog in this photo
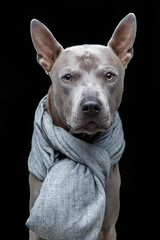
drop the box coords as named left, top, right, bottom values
left=28, top=13, right=136, bottom=240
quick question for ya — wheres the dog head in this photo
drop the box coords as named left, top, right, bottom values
left=30, top=13, right=136, bottom=135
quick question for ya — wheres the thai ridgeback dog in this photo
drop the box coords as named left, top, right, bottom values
left=28, top=13, right=136, bottom=240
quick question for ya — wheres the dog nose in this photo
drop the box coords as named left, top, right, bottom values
left=81, top=99, right=102, bottom=115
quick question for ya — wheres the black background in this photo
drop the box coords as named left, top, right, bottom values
left=1, top=1, right=158, bottom=239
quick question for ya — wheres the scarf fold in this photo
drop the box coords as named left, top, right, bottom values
left=26, top=95, right=125, bottom=240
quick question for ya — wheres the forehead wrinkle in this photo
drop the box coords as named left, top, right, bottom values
left=75, top=50, right=99, bottom=71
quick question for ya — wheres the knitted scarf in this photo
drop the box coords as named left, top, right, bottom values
left=26, top=95, right=125, bottom=240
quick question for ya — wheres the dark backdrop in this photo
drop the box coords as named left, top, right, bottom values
left=1, top=1, right=158, bottom=239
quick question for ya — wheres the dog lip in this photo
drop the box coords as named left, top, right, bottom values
left=68, top=121, right=110, bottom=135
left=67, top=114, right=111, bottom=134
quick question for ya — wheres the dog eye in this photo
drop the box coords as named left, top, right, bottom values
left=63, top=74, right=72, bottom=82
left=105, top=72, right=115, bottom=81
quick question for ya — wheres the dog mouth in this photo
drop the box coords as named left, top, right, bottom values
left=68, top=120, right=111, bottom=135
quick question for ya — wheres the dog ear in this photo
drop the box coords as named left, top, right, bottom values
left=30, top=19, right=63, bottom=73
left=108, top=13, right=137, bottom=68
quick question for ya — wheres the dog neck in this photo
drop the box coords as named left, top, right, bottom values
left=45, top=85, right=100, bottom=143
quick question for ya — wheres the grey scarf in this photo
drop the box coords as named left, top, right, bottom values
left=26, top=95, right=125, bottom=240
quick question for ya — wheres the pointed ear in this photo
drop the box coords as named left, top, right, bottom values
left=30, top=19, right=63, bottom=73
left=108, top=13, right=137, bottom=68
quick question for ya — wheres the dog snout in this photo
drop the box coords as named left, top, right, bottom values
left=81, top=98, right=102, bottom=116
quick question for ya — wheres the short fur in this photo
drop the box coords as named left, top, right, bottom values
left=29, top=13, right=136, bottom=240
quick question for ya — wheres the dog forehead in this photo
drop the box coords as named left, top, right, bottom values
left=65, top=44, right=106, bottom=60
left=60, top=45, right=108, bottom=69
left=53, top=44, right=123, bottom=73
